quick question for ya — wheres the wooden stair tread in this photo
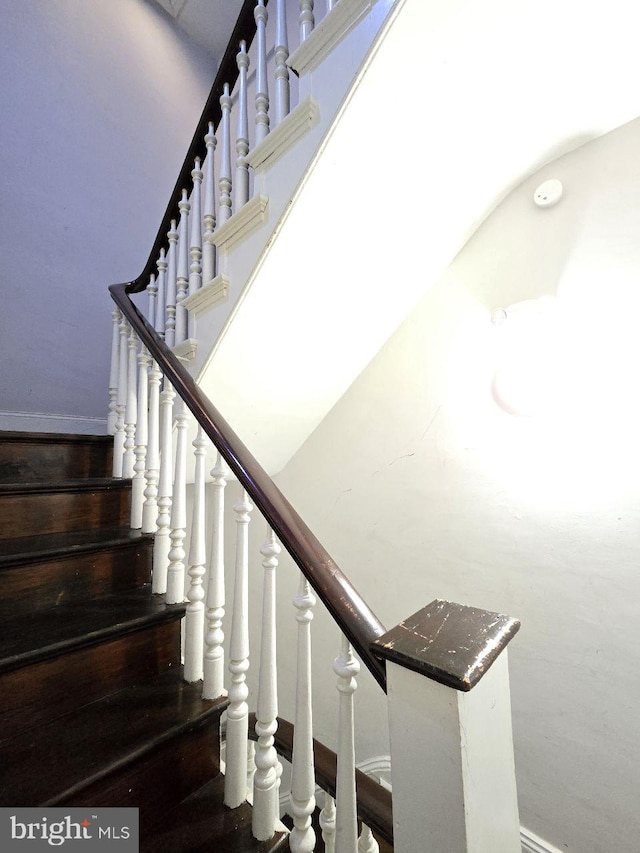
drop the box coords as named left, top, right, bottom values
left=0, top=586, right=184, bottom=674
left=0, top=668, right=228, bottom=806
left=0, top=431, right=112, bottom=444
left=142, top=774, right=289, bottom=853
left=0, top=477, right=129, bottom=496
left=0, top=526, right=150, bottom=565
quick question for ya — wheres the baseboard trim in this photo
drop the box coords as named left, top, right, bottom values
left=521, top=827, right=565, bottom=853
left=0, top=410, right=108, bottom=435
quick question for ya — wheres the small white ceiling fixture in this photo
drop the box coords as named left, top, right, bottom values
left=533, top=178, right=563, bottom=208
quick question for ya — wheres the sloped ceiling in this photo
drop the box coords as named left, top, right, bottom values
left=153, top=0, right=244, bottom=59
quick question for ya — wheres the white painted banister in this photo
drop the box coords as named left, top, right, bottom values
left=235, top=41, right=250, bottom=211
left=155, top=248, right=167, bottom=337
left=219, top=84, right=233, bottom=226
left=122, top=324, right=138, bottom=480
left=131, top=345, right=150, bottom=529
left=166, top=398, right=189, bottom=604
left=107, top=306, right=121, bottom=435
left=112, top=314, right=128, bottom=477
left=274, top=0, right=290, bottom=125
left=203, top=449, right=228, bottom=700
left=188, top=157, right=203, bottom=337
left=202, top=124, right=217, bottom=287
left=142, top=359, right=161, bottom=534
left=175, top=190, right=190, bottom=345
left=153, top=376, right=174, bottom=594
left=299, top=0, right=315, bottom=42
left=289, top=574, right=317, bottom=853
left=254, top=0, right=270, bottom=146
left=320, top=793, right=336, bottom=853
left=224, top=489, right=253, bottom=808
left=358, top=825, right=379, bottom=853
left=146, top=273, right=157, bottom=329
left=334, top=635, right=360, bottom=853
left=184, top=425, right=206, bottom=682
left=165, top=219, right=178, bottom=349
left=252, top=526, right=281, bottom=841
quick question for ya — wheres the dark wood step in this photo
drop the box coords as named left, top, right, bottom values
left=0, top=431, right=113, bottom=482
left=0, top=528, right=152, bottom=617
left=0, top=478, right=131, bottom=540
left=0, top=668, right=227, bottom=809
left=141, top=774, right=289, bottom=853
left=0, top=588, right=184, bottom=740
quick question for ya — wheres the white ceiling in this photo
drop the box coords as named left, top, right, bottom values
left=153, top=0, right=245, bottom=60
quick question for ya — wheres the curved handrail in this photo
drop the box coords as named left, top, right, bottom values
left=110, top=283, right=388, bottom=690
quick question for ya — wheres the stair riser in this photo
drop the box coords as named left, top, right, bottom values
left=0, top=619, right=181, bottom=742
left=0, top=542, right=153, bottom=618
left=0, top=486, right=131, bottom=540
left=0, top=434, right=113, bottom=482
left=57, top=720, right=222, bottom=825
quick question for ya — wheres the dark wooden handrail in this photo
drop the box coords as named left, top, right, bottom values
left=110, top=283, right=388, bottom=689
left=126, top=0, right=263, bottom=296
left=248, top=713, right=394, bottom=845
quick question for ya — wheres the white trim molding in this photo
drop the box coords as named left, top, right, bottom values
left=0, top=410, right=108, bottom=435
left=288, top=0, right=377, bottom=76
left=210, top=194, right=269, bottom=253
left=521, top=827, right=566, bottom=853
left=182, top=274, right=229, bottom=317
left=172, top=337, right=198, bottom=364
left=247, top=97, right=320, bottom=174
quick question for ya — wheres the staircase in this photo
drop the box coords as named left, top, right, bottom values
left=0, top=430, right=287, bottom=851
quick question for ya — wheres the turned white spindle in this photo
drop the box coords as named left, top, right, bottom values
left=123, top=325, right=138, bottom=480
left=175, top=190, right=190, bottom=345
left=334, top=635, right=360, bottom=853
left=202, top=124, right=217, bottom=286
left=113, top=314, right=128, bottom=477
left=299, top=0, right=314, bottom=42
left=252, top=527, right=281, bottom=841
left=320, top=793, right=336, bottom=853
left=155, top=249, right=167, bottom=337
left=131, top=346, right=150, bottom=529
left=142, top=359, right=161, bottom=533
left=184, top=425, right=206, bottom=682
left=165, top=219, right=178, bottom=348
left=219, top=84, right=233, bottom=225
left=254, top=1, right=270, bottom=145
left=153, top=377, right=175, bottom=594
left=274, top=0, right=290, bottom=125
left=188, top=158, right=203, bottom=333
left=224, top=489, right=253, bottom=808
left=108, top=306, right=121, bottom=435
left=146, top=273, right=157, bottom=328
left=358, top=825, right=379, bottom=853
left=289, top=574, right=317, bottom=853
left=167, top=398, right=189, bottom=604
left=203, top=450, right=228, bottom=700
left=235, top=41, right=250, bottom=211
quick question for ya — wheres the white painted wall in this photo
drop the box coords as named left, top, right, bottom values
left=237, top=117, right=640, bottom=853
left=0, top=0, right=216, bottom=432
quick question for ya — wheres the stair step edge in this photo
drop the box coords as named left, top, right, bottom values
left=0, top=528, right=153, bottom=568
left=0, top=478, right=131, bottom=496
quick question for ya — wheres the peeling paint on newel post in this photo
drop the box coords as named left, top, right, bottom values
left=372, top=600, right=521, bottom=853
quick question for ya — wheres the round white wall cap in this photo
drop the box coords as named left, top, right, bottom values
left=533, top=179, right=563, bottom=208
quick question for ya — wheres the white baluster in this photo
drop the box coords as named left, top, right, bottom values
left=113, top=314, right=128, bottom=477
left=334, top=635, right=360, bottom=853
left=184, top=425, right=206, bottom=682
left=320, top=793, right=336, bottom=853
left=142, top=359, right=161, bottom=533
left=202, top=124, right=217, bottom=286
left=165, top=219, right=178, bottom=348
left=274, top=0, right=290, bottom=125
left=219, top=84, right=233, bottom=225
left=252, top=527, right=281, bottom=841
left=153, top=376, right=174, bottom=594
left=247, top=740, right=256, bottom=797
left=146, top=273, right=157, bottom=329
left=289, top=574, right=317, bottom=853
left=299, top=0, right=314, bottom=42
left=188, top=158, right=203, bottom=335
left=156, top=249, right=167, bottom=337
left=175, top=190, right=190, bottom=345
left=235, top=41, right=250, bottom=211
left=123, top=325, right=138, bottom=480
left=167, top=398, right=189, bottom=604
left=224, top=489, right=253, bottom=808
left=108, top=306, right=121, bottom=435
left=254, top=1, right=270, bottom=145
left=203, top=450, right=228, bottom=700
left=131, top=345, right=150, bottom=529
left=358, top=825, right=379, bottom=853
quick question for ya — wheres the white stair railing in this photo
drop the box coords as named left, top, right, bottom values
left=175, top=190, right=191, bottom=346
left=275, top=0, right=290, bottom=124
left=202, top=125, right=217, bottom=287
left=166, top=398, right=189, bottom=604
left=320, top=793, right=337, bottom=852
left=184, top=425, right=207, bottom=682
left=153, top=375, right=174, bottom=594
left=203, top=449, right=228, bottom=700
left=131, top=344, right=149, bottom=529
left=142, top=359, right=161, bottom=534
left=254, top=1, right=270, bottom=146
left=234, top=41, right=251, bottom=211
left=334, top=635, right=360, bottom=853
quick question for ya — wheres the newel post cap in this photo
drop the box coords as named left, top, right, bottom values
left=372, top=599, right=520, bottom=692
